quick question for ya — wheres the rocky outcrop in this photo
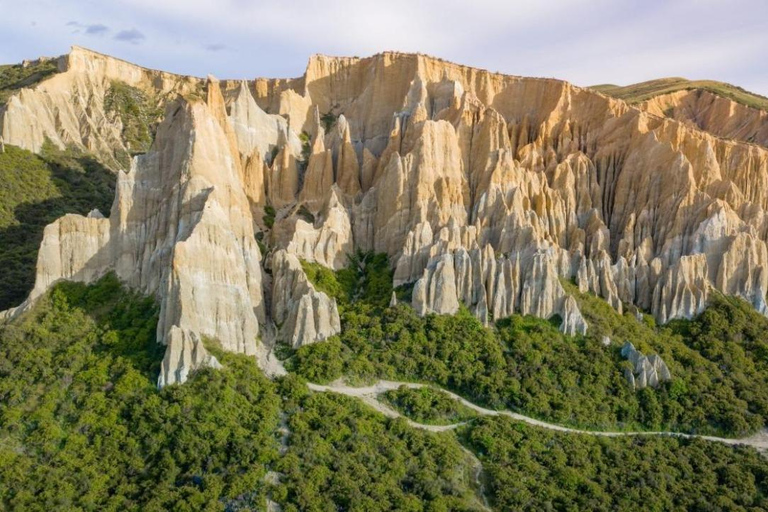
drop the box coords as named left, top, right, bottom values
left=621, top=342, right=672, bottom=390
left=5, top=48, right=768, bottom=384
left=270, top=250, right=341, bottom=348
left=284, top=187, right=354, bottom=270
left=3, top=76, right=270, bottom=387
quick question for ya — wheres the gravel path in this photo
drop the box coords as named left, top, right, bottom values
left=307, top=379, right=768, bottom=450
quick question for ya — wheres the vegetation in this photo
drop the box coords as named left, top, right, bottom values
left=301, top=251, right=393, bottom=308
left=263, top=205, right=276, bottom=229
left=320, top=111, right=338, bottom=132
left=464, top=416, right=768, bottom=511
left=0, top=59, right=60, bottom=104
left=382, top=386, right=478, bottom=425
left=0, top=277, right=483, bottom=511
left=273, top=375, right=485, bottom=511
left=104, top=80, right=163, bottom=165
left=290, top=255, right=768, bottom=437
left=4, top=272, right=768, bottom=510
left=0, top=143, right=115, bottom=311
left=592, top=77, right=768, bottom=112
left=298, top=131, right=311, bottom=168
left=0, top=275, right=282, bottom=511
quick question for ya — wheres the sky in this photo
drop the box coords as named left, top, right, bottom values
left=2, top=0, right=767, bottom=95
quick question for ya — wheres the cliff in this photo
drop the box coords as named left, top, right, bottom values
left=3, top=47, right=768, bottom=385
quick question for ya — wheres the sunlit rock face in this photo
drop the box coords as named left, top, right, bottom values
left=5, top=47, right=768, bottom=384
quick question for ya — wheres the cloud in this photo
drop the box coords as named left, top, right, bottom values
left=86, top=24, right=110, bottom=36
left=3, top=1, right=768, bottom=96
left=114, top=29, right=146, bottom=44
left=65, top=21, right=110, bottom=36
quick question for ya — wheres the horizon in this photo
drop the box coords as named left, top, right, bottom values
left=2, top=0, right=767, bottom=96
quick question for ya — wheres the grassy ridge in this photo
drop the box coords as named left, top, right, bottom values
left=592, top=77, right=768, bottom=111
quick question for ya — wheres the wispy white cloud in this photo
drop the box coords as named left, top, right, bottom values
left=1, top=0, right=766, bottom=95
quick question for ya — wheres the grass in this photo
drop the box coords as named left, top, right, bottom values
left=591, top=77, right=768, bottom=112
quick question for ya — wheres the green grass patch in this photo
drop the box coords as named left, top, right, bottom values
left=592, top=77, right=768, bottom=112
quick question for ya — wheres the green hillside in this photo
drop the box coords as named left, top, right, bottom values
left=0, top=144, right=114, bottom=311
left=591, top=77, right=768, bottom=111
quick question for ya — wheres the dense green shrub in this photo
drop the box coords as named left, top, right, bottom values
left=464, top=416, right=768, bottom=511
left=4, top=273, right=768, bottom=510
left=0, top=59, right=59, bottom=104
left=263, top=205, right=276, bottom=228
left=291, top=257, right=768, bottom=436
left=382, top=386, right=478, bottom=425
left=0, top=275, right=282, bottom=511
left=104, top=80, right=163, bottom=165
left=302, top=250, right=393, bottom=308
left=273, top=379, right=484, bottom=512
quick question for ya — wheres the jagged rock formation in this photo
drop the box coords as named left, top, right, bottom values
left=271, top=250, right=341, bottom=348
left=4, top=47, right=768, bottom=384
left=0, top=46, right=201, bottom=168
left=621, top=342, right=672, bottom=390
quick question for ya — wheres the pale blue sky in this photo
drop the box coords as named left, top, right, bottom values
left=2, top=0, right=767, bottom=95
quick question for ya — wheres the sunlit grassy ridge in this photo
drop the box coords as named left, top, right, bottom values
left=592, top=77, right=768, bottom=111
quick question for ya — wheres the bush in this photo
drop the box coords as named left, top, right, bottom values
left=0, top=59, right=59, bottom=104
left=0, top=275, right=282, bottom=511
left=104, top=80, right=163, bottom=164
left=291, top=256, right=768, bottom=436
left=464, top=416, right=768, bottom=511
left=382, top=386, right=478, bottom=425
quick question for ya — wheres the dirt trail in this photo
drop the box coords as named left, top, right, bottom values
left=307, top=380, right=768, bottom=451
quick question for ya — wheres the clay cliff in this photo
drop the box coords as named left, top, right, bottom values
left=3, top=47, right=768, bottom=385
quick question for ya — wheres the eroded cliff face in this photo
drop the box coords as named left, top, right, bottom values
left=4, top=48, right=768, bottom=385
left=639, top=89, right=768, bottom=148
left=0, top=46, right=201, bottom=168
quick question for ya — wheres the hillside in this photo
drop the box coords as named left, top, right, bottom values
left=3, top=275, right=768, bottom=510
left=591, top=77, right=768, bottom=111
left=2, top=47, right=768, bottom=509
left=3, top=47, right=768, bottom=389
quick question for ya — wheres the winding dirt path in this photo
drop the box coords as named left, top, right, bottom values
left=307, top=380, right=768, bottom=451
